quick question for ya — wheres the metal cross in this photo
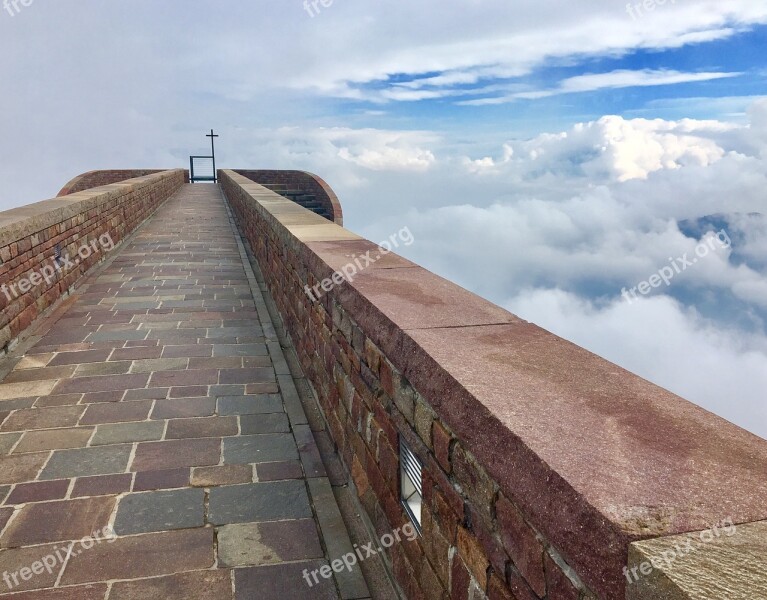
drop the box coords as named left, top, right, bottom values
left=206, top=129, right=219, bottom=180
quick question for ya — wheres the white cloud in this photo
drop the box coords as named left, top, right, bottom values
left=460, top=115, right=733, bottom=181
left=461, top=70, right=742, bottom=105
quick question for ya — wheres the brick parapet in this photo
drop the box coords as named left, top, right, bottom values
left=232, top=169, right=343, bottom=225
left=221, top=169, right=767, bottom=600
left=57, top=169, right=189, bottom=196
left=0, top=170, right=185, bottom=351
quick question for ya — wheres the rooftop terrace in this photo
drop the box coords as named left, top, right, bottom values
left=0, top=169, right=765, bottom=599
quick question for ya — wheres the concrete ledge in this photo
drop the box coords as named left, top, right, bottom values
left=221, top=169, right=767, bottom=599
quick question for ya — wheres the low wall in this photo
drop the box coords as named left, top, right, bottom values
left=57, top=169, right=190, bottom=196
left=0, top=170, right=185, bottom=351
left=221, top=170, right=767, bottom=600
left=233, top=169, right=343, bottom=225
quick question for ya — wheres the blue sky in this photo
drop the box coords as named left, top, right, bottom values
left=1, top=0, right=766, bottom=437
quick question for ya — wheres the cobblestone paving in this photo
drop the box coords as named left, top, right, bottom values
left=0, top=185, right=366, bottom=599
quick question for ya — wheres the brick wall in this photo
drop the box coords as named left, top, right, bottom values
left=57, top=169, right=190, bottom=196
left=233, top=169, right=343, bottom=225
left=221, top=170, right=767, bottom=600
left=0, top=170, right=185, bottom=351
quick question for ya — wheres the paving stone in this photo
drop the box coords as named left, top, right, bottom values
left=35, top=393, right=83, bottom=407
left=218, top=519, right=324, bottom=567
left=14, top=354, right=54, bottom=369
left=52, top=374, right=149, bottom=395
left=168, top=385, right=209, bottom=398
left=87, top=330, right=148, bottom=342
left=223, top=434, right=299, bottom=465
left=151, top=397, right=216, bottom=419
left=0, top=397, right=38, bottom=412
left=256, top=461, right=305, bottom=482
left=5, top=479, right=70, bottom=505
left=74, top=361, right=132, bottom=377
left=40, top=445, right=132, bottom=480
left=208, top=481, right=312, bottom=525
left=14, top=428, right=94, bottom=454
left=110, top=346, right=163, bottom=361
left=240, top=412, right=290, bottom=434
left=219, top=368, right=275, bottom=385
left=0, top=432, right=22, bottom=454
left=308, top=477, right=370, bottom=599
left=133, top=468, right=190, bottom=491
left=187, top=357, right=243, bottom=370
left=124, top=387, right=168, bottom=400
left=0, top=453, right=49, bottom=484
left=1, top=496, right=115, bottom=547
left=0, top=543, right=62, bottom=592
left=217, top=395, right=283, bottom=416
left=109, top=570, right=233, bottom=600
left=0, top=505, right=11, bottom=526
left=0, top=583, right=109, bottom=599
left=211, top=385, right=246, bottom=396
left=79, top=400, right=152, bottom=425
left=113, top=488, right=205, bottom=535
left=4, top=365, right=77, bottom=383
left=191, top=464, right=252, bottom=487
left=131, top=438, right=221, bottom=471
left=72, top=473, right=133, bottom=497
left=1, top=406, right=85, bottom=432
left=245, top=382, right=280, bottom=394
left=167, top=415, right=235, bottom=438
left=91, top=421, right=165, bottom=446
left=149, top=369, right=219, bottom=387
left=161, top=345, right=213, bottom=358
left=60, top=528, right=215, bottom=585
left=130, top=358, right=189, bottom=373
left=0, top=381, right=58, bottom=401
left=234, top=561, right=338, bottom=600
left=294, top=424, right=327, bottom=479
left=81, top=390, right=125, bottom=403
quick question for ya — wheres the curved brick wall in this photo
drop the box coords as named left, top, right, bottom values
left=0, top=170, right=185, bottom=352
left=233, top=169, right=343, bottom=225
left=221, top=170, right=767, bottom=600
left=57, top=169, right=190, bottom=196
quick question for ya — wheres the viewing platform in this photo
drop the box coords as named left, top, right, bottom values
left=0, top=170, right=765, bottom=599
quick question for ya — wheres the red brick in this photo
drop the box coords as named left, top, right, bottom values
left=496, top=494, right=546, bottom=597
left=433, top=420, right=452, bottom=473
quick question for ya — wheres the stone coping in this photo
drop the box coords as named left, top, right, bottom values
left=221, top=169, right=767, bottom=598
left=0, top=170, right=184, bottom=247
left=627, top=520, right=767, bottom=599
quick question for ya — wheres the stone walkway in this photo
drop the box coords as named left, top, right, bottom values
left=0, top=185, right=369, bottom=599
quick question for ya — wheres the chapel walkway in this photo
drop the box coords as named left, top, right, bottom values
left=0, top=184, right=369, bottom=599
